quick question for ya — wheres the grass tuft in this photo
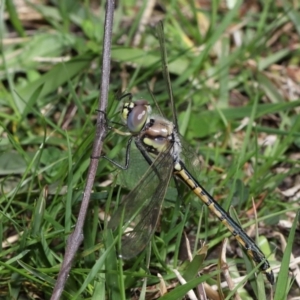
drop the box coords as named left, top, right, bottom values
left=1, top=1, right=300, bottom=299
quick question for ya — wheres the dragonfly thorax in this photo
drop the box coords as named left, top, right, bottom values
left=122, top=100, right=151, bottom=134
left=142, top=115, right=182, bottom=161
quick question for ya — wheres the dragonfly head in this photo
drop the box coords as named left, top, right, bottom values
left=122, top=100, right=151, bottom=134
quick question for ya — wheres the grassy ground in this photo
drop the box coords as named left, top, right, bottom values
left=1, top=1, right=300, bottom=299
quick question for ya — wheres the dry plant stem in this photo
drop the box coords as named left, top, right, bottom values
left=50, top=0, right=115, bottom=299
left=132, top=0, right=156, bottom=46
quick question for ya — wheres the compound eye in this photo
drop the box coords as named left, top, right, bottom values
left=126, top=100, right=149, bottom=133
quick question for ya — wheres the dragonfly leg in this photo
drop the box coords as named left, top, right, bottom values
left=101, top=136, right=133, bottom=170
left=119, top=92, right=133, bottom=102
left=95, top=108, right=126, bottom=131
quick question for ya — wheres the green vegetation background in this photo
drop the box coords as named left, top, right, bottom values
left=1, top=1, right=300, bottom=299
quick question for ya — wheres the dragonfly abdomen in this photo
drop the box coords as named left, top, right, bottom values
left=174, top=160, right=274, bottom=284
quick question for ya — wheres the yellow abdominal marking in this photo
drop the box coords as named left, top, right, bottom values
left=175, top=161, right=274, bottom=283
left=176, top=167, right=236, bottom=233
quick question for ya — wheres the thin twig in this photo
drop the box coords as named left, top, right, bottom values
left=50, top=1, right=115, bottom=299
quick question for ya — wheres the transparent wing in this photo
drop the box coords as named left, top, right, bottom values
left=179, top=135, right=203, bottom=180
left=108, top=145, right=174, bottom=259
left=116, top=142, right=160, bottom=191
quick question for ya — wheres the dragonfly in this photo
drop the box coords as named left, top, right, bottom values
left=106, top=22, right=274, bottom=285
